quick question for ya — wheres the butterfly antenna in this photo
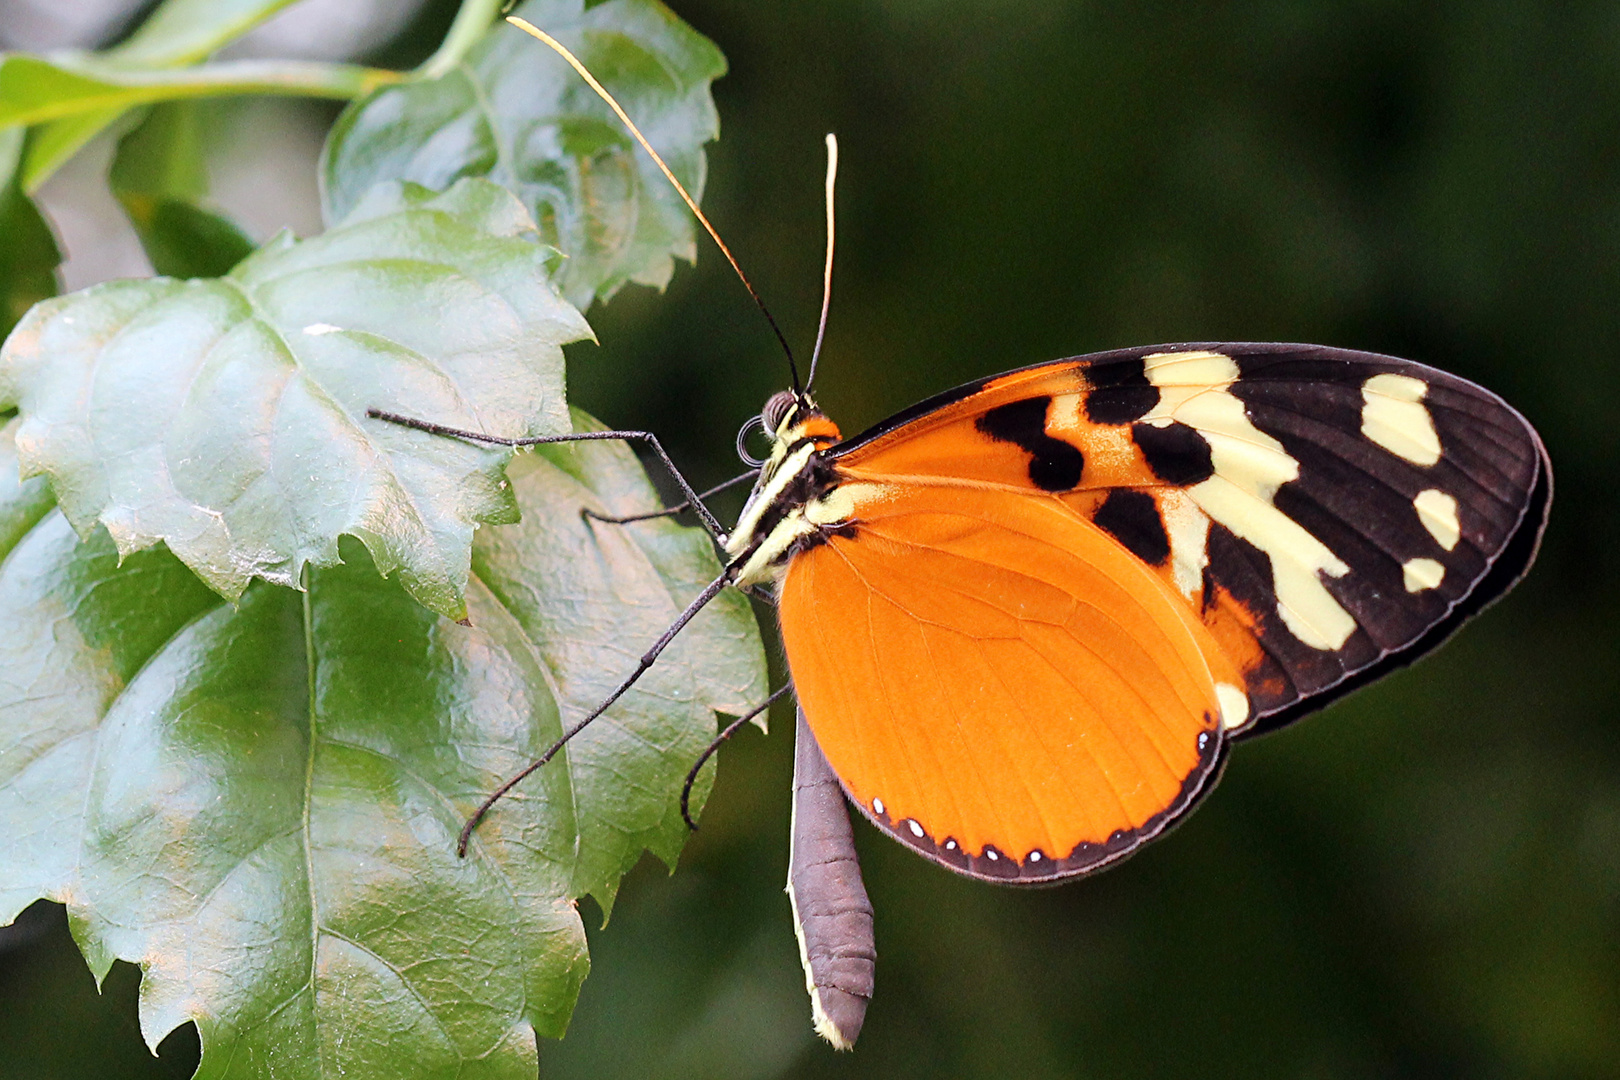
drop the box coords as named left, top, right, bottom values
left=805, top=133, right=838, bottom=395
left=506, top=16, right=802, bottom=393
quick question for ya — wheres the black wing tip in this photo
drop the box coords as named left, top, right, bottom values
left=1237, top=431, right=1552, bottom=741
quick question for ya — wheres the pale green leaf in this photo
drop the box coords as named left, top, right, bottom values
left=0, top=178, right=591, bottom=620
left=0, top=53, right=400, bottom=130
left=0, top=410, right=768, bottom=1076
left=322, top=0, right=725, bottom=310
left=16, top=0, right=312, bottom=192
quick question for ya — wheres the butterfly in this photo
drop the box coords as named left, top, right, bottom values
left=376, top=15, right=1553, bottom=1053
left=730, top=343, right=1550, bottom=886
left=710, top=339, right=1550, bottom=1048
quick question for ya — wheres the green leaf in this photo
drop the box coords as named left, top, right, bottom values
left=0, top=177, right=592, bottom=621
left=535, top=411, right=769, bottom=744
left=111, top=102, right=256, bottom=277
left=322, top=0, right=725, bottom=310
left=0, top=126, right=60, bottom=340
left=16, top=0, right=312, bottom=193
left=0, top=52, right=402, bottom=130
left=0, top=409, right=768, bottom=1076
left=474, top=423, right=769, bottom=915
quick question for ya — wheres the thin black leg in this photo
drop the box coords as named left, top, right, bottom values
left=680, top=684, right=793, bottom=829
left=584, top=468, right=759, bottom=527
left=457, top=562, right=740, bottom=856
left=368, top=408, right=729, bottom=543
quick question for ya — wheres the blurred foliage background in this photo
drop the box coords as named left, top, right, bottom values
left=2, top=0, right=1617, bottom=1078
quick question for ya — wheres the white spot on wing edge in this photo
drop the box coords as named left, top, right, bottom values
left=906, top=819, right=924, bottom=838
left=871, top=797, right=884, bottom=816
left=1403, top=557, right=1445, bottom=592
left=1362, top=373, right=1441, bottom=466
left=302, top=323, right=343, bottom=335
left=1216, top=682, right=1251, bottom=730
left=1414, top=488, right=1460, bottom=551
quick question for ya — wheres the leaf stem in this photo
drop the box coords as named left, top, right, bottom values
left=413, top=0, right=505, bottom=81
left=0, top=57, right=404, bottom=129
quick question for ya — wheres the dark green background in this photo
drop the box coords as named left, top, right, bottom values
left=4, top=1, right=1617, bottom=1077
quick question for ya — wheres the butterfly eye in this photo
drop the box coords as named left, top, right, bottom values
left=762, top=390, right=798, bottom=433
left=735, top=414, right=769, bottom=467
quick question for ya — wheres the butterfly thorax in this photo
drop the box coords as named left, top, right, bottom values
left=727, top=399, right=852, bottom=587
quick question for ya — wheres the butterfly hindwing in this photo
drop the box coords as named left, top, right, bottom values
left=779, top=482, right=1229, bottom=883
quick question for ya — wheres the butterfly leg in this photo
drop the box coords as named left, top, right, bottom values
left=455, top=561, right=740, bottom=856
left=367, top=408, right=731, bottom=544
left=680, top=683, right=792, bottom=829
left=583, top=468, right=760, bottom=527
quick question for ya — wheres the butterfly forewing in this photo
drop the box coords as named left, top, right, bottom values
left=830, top=344, right=1549, bottom=740
left=786, top=343, right=1548, bottom=882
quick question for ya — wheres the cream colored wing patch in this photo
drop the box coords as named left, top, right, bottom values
left=1362, top=373, right=1442, bottom=466
left=1139, top=350, right=1356, bottom=652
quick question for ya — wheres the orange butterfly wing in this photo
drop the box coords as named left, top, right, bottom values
left=778, top=482, right=1229, bottom=883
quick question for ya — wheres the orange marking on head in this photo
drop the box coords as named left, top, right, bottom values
left=794, top=415, right=843, bottom=443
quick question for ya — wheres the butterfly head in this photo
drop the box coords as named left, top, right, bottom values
left=724, top=391, right=846, bottom=581
left=761, top=389, right=801, bottom=437
left=763, top=390, right=839, bottom=443
left=738, top=391, right=841, bottom=470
